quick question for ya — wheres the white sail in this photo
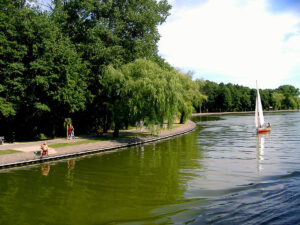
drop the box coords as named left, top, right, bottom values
left=255, top=81, right=265, bottom=128
left=255, top=96, right=259, bottom=129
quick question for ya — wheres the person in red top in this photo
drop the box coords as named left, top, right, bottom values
left=68, top=124, right=72, bottom=140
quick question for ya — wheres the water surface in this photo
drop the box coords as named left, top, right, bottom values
left=1, top=112, right=300, bottom=224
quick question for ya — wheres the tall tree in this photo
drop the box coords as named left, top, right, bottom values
left=176, top=73, right=207, bottom=123
left=49, top=0, right=172, bottom=135
left=0, top=3, right=88, bottom=139
left=272, top=92, right=285, bottom=110
left=276, top=85, right=300, bottom=109
left=202, top=81, right=219, bottom=112
left=193, top=79, right=207, bottom=113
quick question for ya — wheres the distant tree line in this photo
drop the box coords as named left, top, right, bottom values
left=199, top=81, right=300, bottom=113
left=0, top=0, right=206, bottom=140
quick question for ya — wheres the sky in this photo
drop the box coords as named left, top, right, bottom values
left=158, top=0, right=300, bottom=89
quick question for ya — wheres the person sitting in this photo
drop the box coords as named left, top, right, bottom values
left=267, top=123, right=271, bottom=128
left=41, top=141, right=49, bottom=157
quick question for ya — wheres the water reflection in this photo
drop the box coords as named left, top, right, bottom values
left=66, top=159, right=76, bottom=186
left=256, top=132, right=271, bottom=173
left=41, top=164, right=50, bottom=176
left=67, top=159, right=75, bottom=170
left=256, top=135, right=264, bottom=173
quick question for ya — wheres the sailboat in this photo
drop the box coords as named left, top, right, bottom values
left=255, top=81, right=271, bottom=133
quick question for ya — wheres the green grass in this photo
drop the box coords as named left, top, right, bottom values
left=49, top=132, right=151, bottom=149
left=49, top=139, right=107, bottom=148
left=0, top=150, right=22, bottom=155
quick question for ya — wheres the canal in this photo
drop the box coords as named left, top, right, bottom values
left=1, top=112, right=300, bottom=224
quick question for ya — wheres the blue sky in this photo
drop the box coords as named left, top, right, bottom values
left=158, top=0, right=300, bottom=89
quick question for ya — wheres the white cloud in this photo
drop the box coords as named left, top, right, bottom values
left=159, top=0, right=300, bottom=89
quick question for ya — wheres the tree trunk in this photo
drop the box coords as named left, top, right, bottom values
left=103, top=116, right=112, bottom=133
left=180, top=111, right=185, bottom=124
left=113, top=121, right=120, bottom=137
left=125, top=118, right=129, bottom=130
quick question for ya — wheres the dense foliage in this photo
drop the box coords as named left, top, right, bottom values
left=200, top=81, right=300, bottom=113
left=0, top=0, right=207, bottom=140
left=0, top=1, right=299, bottom=141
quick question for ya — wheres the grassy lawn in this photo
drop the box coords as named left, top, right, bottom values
left=49, top=139, right=108, bottom=148
left=0, top=150, right=22, bottom=155
left=48, top=132, right=150, bottom=149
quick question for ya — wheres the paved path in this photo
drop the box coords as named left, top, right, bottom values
left=0, top=136, right=100, bottom=154
left=0, top=121, right=196, bottom=168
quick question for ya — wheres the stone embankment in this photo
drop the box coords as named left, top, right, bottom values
left=0, top=120, right=196, bottom=168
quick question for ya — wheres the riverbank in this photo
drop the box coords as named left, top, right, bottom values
left=0, top=120, right=196, bottom=168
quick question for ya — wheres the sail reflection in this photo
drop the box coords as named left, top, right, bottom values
left=256, top=134, right=265, bottom=173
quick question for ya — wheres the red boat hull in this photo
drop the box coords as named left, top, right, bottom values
left=257, top=128, right=271, bottom=133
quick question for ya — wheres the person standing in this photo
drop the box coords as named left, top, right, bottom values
left=68, top=124, right=72, bottom=140
left=71, top=125, right=75, bottom=140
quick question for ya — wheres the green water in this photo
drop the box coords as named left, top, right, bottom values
left=2, top=113, right=300, bottom=224
left=0, top=129, right=201, bottom=225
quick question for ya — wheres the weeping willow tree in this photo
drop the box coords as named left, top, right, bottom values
left=193, top=79, right=208, bottom=113
left=101, top=59, right=183, bottom=137
left=174, top=72, right=207, bottom=124
left=122, top=59, right=181, bottom=133
left=100, top=59, right=208, bottom=136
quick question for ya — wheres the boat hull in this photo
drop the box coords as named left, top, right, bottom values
left=257, top=128, right=271, bottom=133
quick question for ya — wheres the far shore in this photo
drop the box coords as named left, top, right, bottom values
left=192, top=109, right=300, bottom=117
